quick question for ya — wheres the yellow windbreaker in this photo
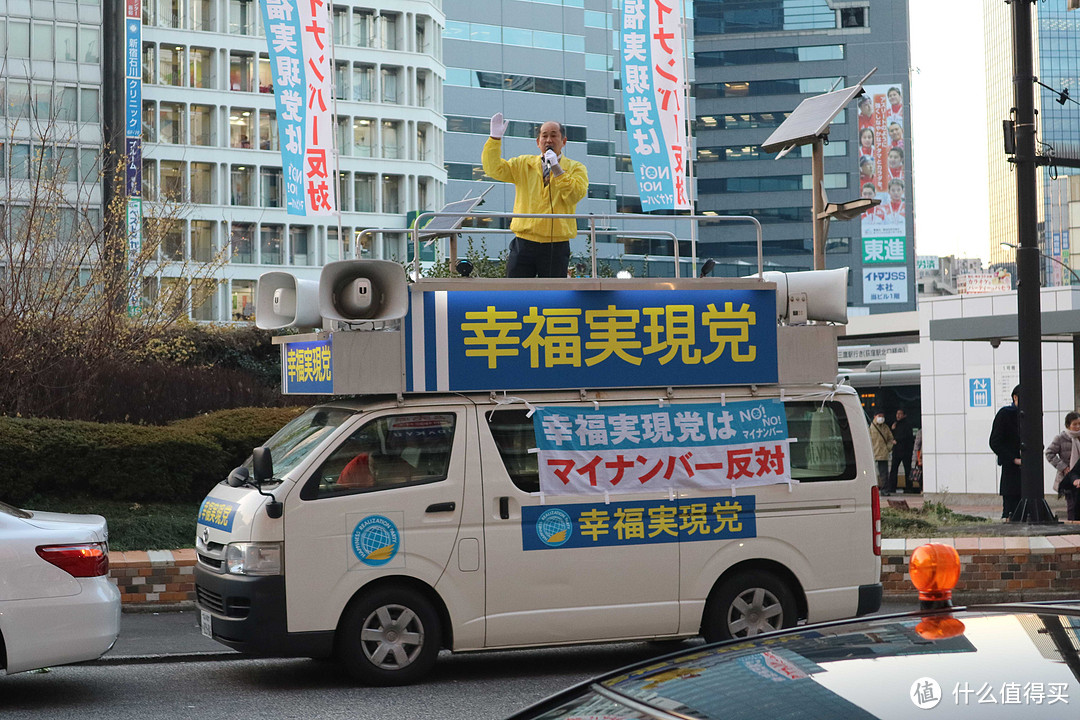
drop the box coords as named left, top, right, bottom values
left=481, top=138, right=589, bottom=243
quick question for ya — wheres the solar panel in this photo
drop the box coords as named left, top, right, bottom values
left=760, top=69, right=877, bottom=153
left=416, top=187, right=493, bottom=239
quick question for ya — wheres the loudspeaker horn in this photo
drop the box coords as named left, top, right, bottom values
left=255, top=272, right=322, bottom=329
left=760, top=268, right=849, bottom=324
left=319, top=260, right=409, bottom=323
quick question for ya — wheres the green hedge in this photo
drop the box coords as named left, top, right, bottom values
left=0, top=406, right=306, bottom=504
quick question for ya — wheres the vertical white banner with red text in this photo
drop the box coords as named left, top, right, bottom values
left=297, top=0, right=337, bottom=215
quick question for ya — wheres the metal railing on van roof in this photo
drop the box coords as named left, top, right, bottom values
left=355, top=212, right=763, bottom=281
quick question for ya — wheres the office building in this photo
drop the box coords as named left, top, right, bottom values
left=692, top=0, right=915, bottom=310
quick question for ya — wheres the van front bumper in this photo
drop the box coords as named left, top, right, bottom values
left=194, top=566, right=335, bottom=658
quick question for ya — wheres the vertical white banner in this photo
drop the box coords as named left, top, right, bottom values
left=298, top=0, right=337, bottom=215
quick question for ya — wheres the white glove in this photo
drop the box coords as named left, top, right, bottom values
left=543, top=149, right=563, bottom=176
left=490, top=113, right=509, bottom=140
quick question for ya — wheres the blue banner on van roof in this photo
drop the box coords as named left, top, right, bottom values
left=406, top=288, right=778, bottom=392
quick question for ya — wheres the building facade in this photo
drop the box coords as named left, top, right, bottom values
left=692, top=0, right=915, bottom=310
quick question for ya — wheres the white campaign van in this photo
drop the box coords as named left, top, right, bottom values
left=194, top=265, right=882, bottom=685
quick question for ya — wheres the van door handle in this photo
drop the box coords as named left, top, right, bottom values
left=425, top=502, right=456, bottom=513
left=499, top=497, right=509, bottom=519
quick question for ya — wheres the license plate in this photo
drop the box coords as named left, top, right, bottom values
left=201, top=609, right=213, bottom=639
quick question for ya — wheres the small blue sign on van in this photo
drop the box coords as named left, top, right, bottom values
left=284, top=339, right=333, bottom=394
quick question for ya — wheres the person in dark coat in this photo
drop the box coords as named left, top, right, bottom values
left=989, top=385, right=1023, bottom=519
left=885, top=408, right=914, bottom=495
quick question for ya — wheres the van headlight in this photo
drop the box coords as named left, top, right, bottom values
left=225, top=542, right=283, bottom=576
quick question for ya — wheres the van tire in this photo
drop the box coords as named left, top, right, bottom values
left=337, top=586, right=441, bottom=685
left=702, top=570, right=796, bottom=643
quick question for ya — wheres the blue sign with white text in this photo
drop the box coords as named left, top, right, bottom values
left=521, top=495, right=756, bottom=551
left=969, top=378, right=991, bottom=408
left=407, top=289, right=778, bottom=392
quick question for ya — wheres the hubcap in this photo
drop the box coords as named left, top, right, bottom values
left=359, top=604, right=425, bottom=670
left=727, top=587, right=783, bottom=637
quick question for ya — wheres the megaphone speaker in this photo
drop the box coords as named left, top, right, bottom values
left=760, top=268, right=848, bottom=324
left=319, top=260, right=409, bottom=323
left=255, top=272, right=322, bottom=329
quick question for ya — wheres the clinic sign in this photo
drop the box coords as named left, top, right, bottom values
left=260, top=0, right=337, bottom=215
left=406, top=289, right=779, bottom=392
left=532, top=400, right=791, bottom=496
left=124, top=1, right=142, bottom=315
left=620, top=0, right=690, bottom=211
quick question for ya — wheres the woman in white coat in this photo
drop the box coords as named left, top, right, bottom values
left=1044, top=411, right=1080, bottom=521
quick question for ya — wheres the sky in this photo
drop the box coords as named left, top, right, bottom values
left=908, top=0, right=992, bottom=260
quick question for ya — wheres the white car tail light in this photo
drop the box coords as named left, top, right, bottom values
left=36, top=543, right=110, bottom=577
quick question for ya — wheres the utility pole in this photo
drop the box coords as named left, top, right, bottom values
left=1009, top=0, right=1055, bottom=522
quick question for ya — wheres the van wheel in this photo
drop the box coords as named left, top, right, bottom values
left=702, top=570, right=796, bottom=643
left=337, top=586, right=441, bottom=686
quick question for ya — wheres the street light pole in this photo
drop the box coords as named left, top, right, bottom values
left=1010, top=0, right=1056, bottom=522
left=1001, top=241, right=1080, bottom=286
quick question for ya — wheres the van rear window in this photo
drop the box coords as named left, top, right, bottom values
left=487, top=400, right=856, bottom=492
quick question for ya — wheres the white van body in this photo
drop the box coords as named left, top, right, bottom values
left=195, top=273, right=881, bottom=684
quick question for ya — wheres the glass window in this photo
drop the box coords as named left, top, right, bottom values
left=334, top=61, right=348, bottom=100
left=8, top=20, right=30, bottom=58
left=56, top=25, right=78, bottom=62
left=143, top=44, right=156, bottom=84
left=259, top=109, right=278, bottom=150
left=332, top=7, right=348, bottom=43
left=259, top=56, right=274, bottom=94
left=232, top=279, right=255, bottom=320
left=10, top=144, right=30, bottom=179
left=353, top=9, right=373, bottom=47
left=381, top=13, right=398, bottom=50
left=191, top=161, right=214, bottom=203
left=304, top=413, right=456, bottom=498
left=487, top=409, right=539, bottom=492
left=260, top=167, right=283, bottom=207
left=289, top=225, right=311, bottom=265
left=381, top=120, right=401, bottom=159
left=160, top=219, right=185, bottom=260
left=57, top=146, right=79, bottom=182
left=162, top=0, right=184, bottom=28
left=503, top=28, right=530, bottom=47
left=81, top=88, right=100, bottom=123
left=190, top=47, right=213, bottom=88
left=230, top=108, right=254, bottom=147
left=354, top=173, right=375, bottom=212
left=8, top=82, right=30, bottom=117
left=143, top=0, right=157, bottom=25
left=353, top=118, right=374, bottom=156
left=159, top=102, right=184, bottom=144
left=160, top=45, right=184, bottom=86
left=381, top=175, right=400, bottom=214
left=161, top=160, right=186, bottom=202
left=231, top=165, right=254, bottom=205
left=32, top=83, right=52, bottom=119
left=260, top=224, right=283, bottom=264
left=31, top=23, right=53, bottom=61
left=56, top=86, right=77, bottom=122
left=142, top=100, right=157, bottom=142
left=192, top=279, right=218, bottom=321
left=79, top=27, right=100, bottom=64
left=354, top=64, right=375, bottom=102
left=230, top=222, right=255, bottom=263
left=191, top=0, right=214, bottom=31
left=229, top=52, right=254, bottom=92
left=190, top=104, right=213, bottom=145
left=381, top=68, right=400, bottom=103
left=785, top=401, right=856, bottom=481
left=81, top=148, right=101, bottom=183
left=230, top=0, right=255, bottom=35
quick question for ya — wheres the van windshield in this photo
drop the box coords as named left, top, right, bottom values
left=252, top=406, right=356, bottom=478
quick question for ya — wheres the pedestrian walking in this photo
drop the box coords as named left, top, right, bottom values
left=1045, top=411, right=1080, bottom=521
left=868, top=411, right=895, bottom=491
left=886, top=408, right=914, bottom=495
left=989, top=385, right=1023, bottom=519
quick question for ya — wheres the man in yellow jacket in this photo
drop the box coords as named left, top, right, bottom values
left=482, top=113, right=589, bottom=278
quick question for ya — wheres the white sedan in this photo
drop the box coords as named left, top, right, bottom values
left=0, top=500, right=121, bottom=674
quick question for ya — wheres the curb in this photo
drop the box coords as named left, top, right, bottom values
left=90, top=651, right=243, bottom=666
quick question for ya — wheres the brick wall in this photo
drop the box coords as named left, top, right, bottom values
left=881, top=535, right=1080, bottom=602
left=109, top=549, right=197, bottom=605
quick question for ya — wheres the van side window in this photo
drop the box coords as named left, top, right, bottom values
left=785, top=401, right=857, bottom=481
left=302, top=413, right=456, bottom=499
left=487, top=409, right=539, bottom=493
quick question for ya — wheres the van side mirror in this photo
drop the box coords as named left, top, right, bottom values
left=252, top=447, right=274, bottom=483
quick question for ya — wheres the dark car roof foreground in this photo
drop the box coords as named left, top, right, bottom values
left=508, top=602, right=1080, bottom=720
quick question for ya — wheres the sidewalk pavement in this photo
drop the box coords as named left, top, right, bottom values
left=94, top=493, right=1074, bottom=665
